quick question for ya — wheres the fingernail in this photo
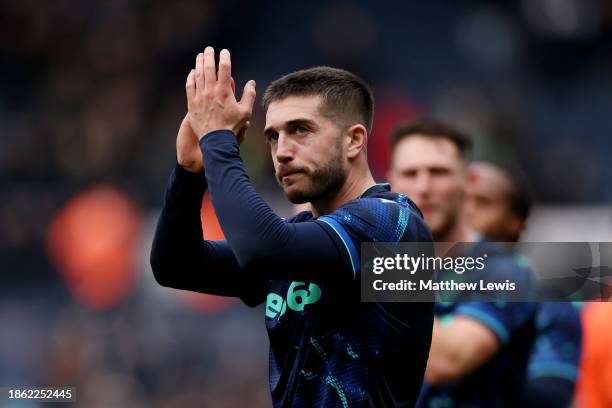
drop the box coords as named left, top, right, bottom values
left=221, top=49, right=229, bottom=54
left=205, top=46, right=213, bottom=52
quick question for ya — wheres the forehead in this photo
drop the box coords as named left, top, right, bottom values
left=265, top=95, right=323, bottom=129
left=467, top=164, right=512, bottom=197
left=391, top=135, right=463, bottom=169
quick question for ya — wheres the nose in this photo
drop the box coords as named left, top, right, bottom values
left=275, top=133, right=295, bottom=164
left=414, top=171, right=432, bottom=196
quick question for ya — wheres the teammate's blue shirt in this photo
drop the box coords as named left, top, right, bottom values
left=520, top=302, right=582, bottom=406
left=419, top=244, right=538, bottom=408
left=528, top=302, right=581, bottom=382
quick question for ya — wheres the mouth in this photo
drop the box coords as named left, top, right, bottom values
left=278, top=170, right=304, bottom=183
left=282, top=173, right=302, bottom=183
left=419, top=205, right=435, bottom=216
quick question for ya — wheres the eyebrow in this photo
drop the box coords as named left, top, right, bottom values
left=264, top=118, right=317, bottom=138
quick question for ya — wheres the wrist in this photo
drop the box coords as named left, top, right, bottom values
left=199, top=129, right=238, bottom=148
left=196, top=126, right=235, bottom=141
left=176, top=160, right=203, bottom=174
left=172, top=161, right=207, bottom=196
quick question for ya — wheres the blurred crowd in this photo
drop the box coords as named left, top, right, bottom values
left=1, top=0, right=612, bottom=407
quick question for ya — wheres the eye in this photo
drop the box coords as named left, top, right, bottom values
left=401, top=169, right=418, bottom=178
left=266, top=131, right=279, bottom=143
left=296, top=126, right=309, bottom=135
left=430, top=167, right=451, bottom=176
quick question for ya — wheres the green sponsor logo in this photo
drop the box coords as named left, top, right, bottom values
left=265, top=281, right=322, bottom=319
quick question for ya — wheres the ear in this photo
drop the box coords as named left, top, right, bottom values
left=345, top=124, right=368, bottom=159
left=508, top=215, right=525, bottom=239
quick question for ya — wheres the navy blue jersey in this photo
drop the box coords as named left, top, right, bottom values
left=152, top=132, right=435, bottom=408
left=527, top=302, right=582, bottom=382
left=247, top=185, right=434, bottom=407
left=420, top=246, right=538, bottom=408
left=519, top=302, right=582, bottom=406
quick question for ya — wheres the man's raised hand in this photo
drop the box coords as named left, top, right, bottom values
left=186, top=47, right=256, bottom=141
left=176, top=113, right=203, bottom=173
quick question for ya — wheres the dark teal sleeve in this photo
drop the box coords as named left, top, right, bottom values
left=199, top=130, right=353, bottom=283
left=150, top=162, right=266, bottom=306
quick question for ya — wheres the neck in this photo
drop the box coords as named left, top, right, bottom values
left=311, top=165, right=376, bottom=218
left=435, top=218, right=478, bottom=243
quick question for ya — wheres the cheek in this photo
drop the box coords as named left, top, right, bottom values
left=271, top=153, right=279, bottom=170
left=491, top=207, right=511, bottom=225
left=476, top=209, right=502, bottom=232
left=394, top=179, right=419, bottom=198
left=434, top=178, right=464, bottom=203
left=317, top=144, right=337, bottom=162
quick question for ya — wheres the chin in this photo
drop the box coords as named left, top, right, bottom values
left=427, top=219, right=444, bottom=236
left=284, top=188, right=310, bottom=204
left=284, top=181, right=320, bottom=204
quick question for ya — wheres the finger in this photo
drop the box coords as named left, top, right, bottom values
left=218, top=49, right=231, bottom=90
left=186, top=69, right=195, bottom=107
left=230, top=77, right=236, bottom=94
left=239, top=80, right=257, bottom=113
left=195, top=53, right=204, bottom=91
left=203, top=46, right=216, bottom=90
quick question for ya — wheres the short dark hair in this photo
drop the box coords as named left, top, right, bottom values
left=262, top=66, right=374, bottom=133
left=389, top=118, right=473, bottom=159
left=495, top=163, right=533, bottom=221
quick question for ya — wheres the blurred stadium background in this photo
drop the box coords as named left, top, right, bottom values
left=1, top=0, right=611, bottom=407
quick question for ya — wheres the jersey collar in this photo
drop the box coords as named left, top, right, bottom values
left=359, top=183, right=390, bottom=198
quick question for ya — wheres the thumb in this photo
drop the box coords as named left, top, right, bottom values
left=236, top=120, right=251, bottom=145
left=239, top=80, right=256, bottom=113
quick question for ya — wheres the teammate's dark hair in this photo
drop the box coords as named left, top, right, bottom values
left=496, top=163, right=533, bottom=221
left=389, top=118, right=473, bottom=160
left=262, top=66, right=374, bottom=133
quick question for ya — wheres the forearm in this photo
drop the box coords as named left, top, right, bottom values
left=150, top=163, right=244, bottom=295
left=200, top=131, right=283, bottom=263
left=426, top=318, right=462, bottom=385
left=199, top=130, right=349, bottom=281
left=426, top=317, right=498, bottom=385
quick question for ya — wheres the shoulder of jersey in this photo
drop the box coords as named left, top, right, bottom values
left=353, top=192, right=424, bottom=219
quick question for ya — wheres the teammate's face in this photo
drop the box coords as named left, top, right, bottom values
left=265, top=95, right=348, bottom=204
left=388, top=136, right=466, bottom=237
left=464, top=163, right=523, bottom=242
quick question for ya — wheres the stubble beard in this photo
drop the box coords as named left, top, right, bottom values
left=431, top=192, right=464, bottom=241
left=281, top=143, right=348, bottom=205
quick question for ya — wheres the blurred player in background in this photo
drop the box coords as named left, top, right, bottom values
left=464, top=161, right=582, bottom=408
left=463, top=162, right=530, bottom=242
left=151, top=47, right=434, bottom=407
left=387, top=119, right=537, bottom=407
